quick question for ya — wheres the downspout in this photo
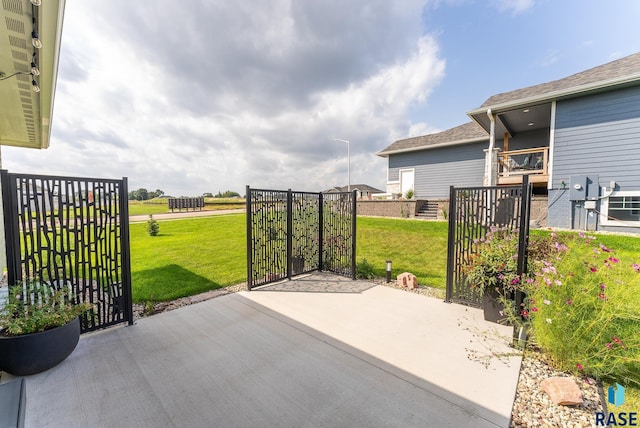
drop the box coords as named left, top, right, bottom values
left=485, top=109, right=496, bottom=186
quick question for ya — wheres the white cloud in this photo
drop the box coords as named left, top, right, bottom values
left=4, top=0, right=444, bottom=195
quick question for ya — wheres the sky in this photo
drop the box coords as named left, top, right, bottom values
left=3, top=0, right=640, bottom=196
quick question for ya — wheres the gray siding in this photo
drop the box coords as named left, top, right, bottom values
left=549, top=85, right=640, bottom=231
left=388, top=141, right=486, bottom=199
left=546, top=189, right=571, bottom=229
left=553, top=86, right=640, bottom=189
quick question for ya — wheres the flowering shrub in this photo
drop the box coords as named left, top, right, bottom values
left=465, top=226, right=524, bottom=294
left=525, top=232, right=640, bottom=386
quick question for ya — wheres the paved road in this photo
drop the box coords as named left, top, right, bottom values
left=129, top=208, right=245, bottom=222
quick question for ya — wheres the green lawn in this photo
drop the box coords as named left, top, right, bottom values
left=357, top=217, right=448, bottom=288
left=130, top=214, right=246, bottom=302
left=128, top=198, right=245, bottom=216
left=130, top=216, right=449, bottom=302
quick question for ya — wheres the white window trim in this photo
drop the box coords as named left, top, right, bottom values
left=599, top=188, right=640, bottom=227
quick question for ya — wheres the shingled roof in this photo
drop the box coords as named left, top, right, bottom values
left=476, top=52, right=640, bottom=109
left=377, top=121, right=487, bottom=156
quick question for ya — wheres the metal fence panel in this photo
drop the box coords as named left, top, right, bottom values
left=247, top=187, right=355, bottom=289
left=0, top=171, right=133, bottom=332
left=321, top=192, right=356, bottom=278
left=445, top=177, right=531, bottom=307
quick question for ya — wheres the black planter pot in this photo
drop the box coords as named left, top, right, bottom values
left=0, top=317, right=81, bottom=376
left=482, top=288, right=507, bottom=324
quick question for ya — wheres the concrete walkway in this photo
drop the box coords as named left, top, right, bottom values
left=5, top=273, right=521, bottom=427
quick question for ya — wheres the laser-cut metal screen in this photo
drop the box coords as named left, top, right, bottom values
left=246, top=187, right=356, bottom=289
left=445, top=177, right=531, bottom=307
left=1, top=171, right=133, bottom=332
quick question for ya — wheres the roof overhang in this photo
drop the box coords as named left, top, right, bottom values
left=376, top=136, right=488, bottom=157
left=0, top=0, right=66, bottom=150
left=467, top=74, right=640, bottom=136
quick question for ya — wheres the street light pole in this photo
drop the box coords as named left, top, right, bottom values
left=333, top=138, right=350, bottom=192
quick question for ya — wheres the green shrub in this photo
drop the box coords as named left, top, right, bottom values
left=146, top=215, right=160, bottom=236
left=404, top=188, right=415, bottom=199
left=356, top=258, right=376, bottom=279
left=525, top=232, right=640, bottom=386
left=0, top=281, right=93, bottom=336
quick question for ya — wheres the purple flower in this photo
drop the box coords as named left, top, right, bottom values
left=579, top=231, right=585, bottom=239
left=600, top=244, right=611, bottom=253
left=633, top=263, right=640, bottom=272
left=600, top=283, right=607, bottom=290
left=609, top=257, right=619, bottom=264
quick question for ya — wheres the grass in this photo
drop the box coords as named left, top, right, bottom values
left=130, top=214, right=246, bottom=302
left=357, top=217, right=448, bottom=288
left=129, top=216, right=449, bottom=303
left=128, top=198, right=245, bottom=216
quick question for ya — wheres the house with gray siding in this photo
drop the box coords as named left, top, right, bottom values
left=378, top=52, right=640, bottom=232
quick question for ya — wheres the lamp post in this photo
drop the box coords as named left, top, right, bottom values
left=332, top=138, right=350, bottom=192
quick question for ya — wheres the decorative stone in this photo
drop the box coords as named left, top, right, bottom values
left=540, top=377, right=583, bottom=406
left=397, top=272, right=418, bottom=290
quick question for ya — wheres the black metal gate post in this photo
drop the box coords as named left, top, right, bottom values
left=0, top=171, right=134, bottom=332
left=515, top=175, right=532, bottom=312
left=351, top=189, right=357, bottom=280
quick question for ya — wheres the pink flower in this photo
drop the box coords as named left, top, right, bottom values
left=632, top=263, right=640, bottom=272
left=554, top=280, right=562, bottom=286
left=590, top=266, right=597, bottom=273
left=576, top=363, right=584, bottom=371
left=579, top=231, right=585, bottom=239
left=566, top=299, right=573, bottom=305
left=526, top=278, right=535, bottom=284
left=600, top=244, right=611, bottom=253
left=606, top=343, right=614, bottom=349
left=608, top=257, right=619, bottom=264
left=511, top=277, right=520, bottom=285
left=600, top=283, right=606, bottom=290
left=598, top=293, right=607, bottom=301
left=521, top=309, right=529, bottom=317
left=531, top=307, right=538, bottom=312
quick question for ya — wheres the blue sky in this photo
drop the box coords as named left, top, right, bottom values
left=414, top=0, right=640, bottom=130
left=4, top=0, right=640, bottom=195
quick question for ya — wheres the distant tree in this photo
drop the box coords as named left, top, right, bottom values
left=130, top=188, right=149, bottom=201
left=215, top=190, right=240, bottom=198
left=202, top=192, right=214, bottom=198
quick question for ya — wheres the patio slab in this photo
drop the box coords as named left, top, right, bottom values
left=2, top=273, right=521, bottom=427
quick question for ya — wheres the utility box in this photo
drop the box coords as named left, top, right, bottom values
left=587, top=175, right=600, bottom=200
left=569, top=175, right=599, bottom=201
left=569, top=176, right=587, bottom=201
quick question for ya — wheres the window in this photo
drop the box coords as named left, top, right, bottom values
left=600, top=190, right=640, bottom=227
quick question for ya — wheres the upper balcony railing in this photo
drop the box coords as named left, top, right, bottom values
left=497, top=146, right=549, bottom=185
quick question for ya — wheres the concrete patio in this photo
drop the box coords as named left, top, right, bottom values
left=2, top=273, right=522, bottom=427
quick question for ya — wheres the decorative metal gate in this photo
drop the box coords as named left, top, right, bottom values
left=445, top=176, right=532, bottom=306
left=1, top=171, right=134, bottom=332
left=246, top=187, right=356, bottom=289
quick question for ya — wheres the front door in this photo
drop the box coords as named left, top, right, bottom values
left=400, top=169, right=414, bottom=197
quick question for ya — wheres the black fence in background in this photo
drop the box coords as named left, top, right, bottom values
left=246, top=187, right=356, bottom=289
left=1, top=170, right=133, bottom=332
left=445, top=176, right=532, bottom=307
left=168, top=197, right=205, bottom=212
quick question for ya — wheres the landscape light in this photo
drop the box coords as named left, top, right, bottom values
left=386, top=260, right=392, bottom=283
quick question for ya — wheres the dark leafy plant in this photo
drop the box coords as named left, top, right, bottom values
left=356, top=258, right=376, bottom=279
left=0, top=281, right=93, bottom=336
